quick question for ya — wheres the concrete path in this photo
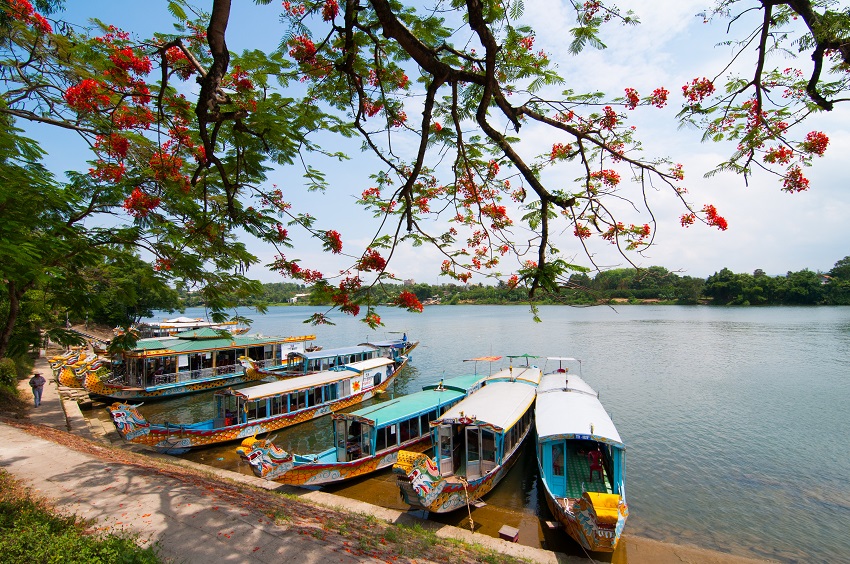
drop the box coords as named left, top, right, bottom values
left=3, top=354, right=771, bottom=564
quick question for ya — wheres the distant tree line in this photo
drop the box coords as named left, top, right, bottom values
left=214, top=256, right=850, bottom=308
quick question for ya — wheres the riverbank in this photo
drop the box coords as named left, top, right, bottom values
left=2, top=353, right=774, bottom=564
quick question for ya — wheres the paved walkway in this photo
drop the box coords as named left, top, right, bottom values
left=3, top=354, right=771, bottom=564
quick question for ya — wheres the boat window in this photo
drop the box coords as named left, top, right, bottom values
left=419, top=411, right=433, bottom=433
left=309, top=386, right=322, bottom=406
left=271, top=396, right=285, bottom=416
left=552, top=442, right=565, bottom=476
left=264, top=345, right=273, bottom=360
left=373, top=371, right=381, bottom=387
left=247, top=401, right=258, bottom=420
left=376, top=427, right=387, bottom=452
left=386, top=424, right=398, bottom=448
left=482, top=430, right=497, bottom=469
left=399, top=418, right=415, bottom=442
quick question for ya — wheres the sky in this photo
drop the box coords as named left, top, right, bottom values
left=34, top=1, right=850, bottom=284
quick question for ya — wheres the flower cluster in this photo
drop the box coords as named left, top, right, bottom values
left=649, top=87, right=669, bottom=108
left=123, top=188, right=161, bottom=218
left=3, top=0, right=51, bottom=33
left=64, top=79, right=112, bottom=113
left=550, top=142, right=572, bottom=161
left=800, top=131, right=829, bottom=156
left=624, top=88, right=639, bottom=110
left=321, top=0, right=339, bottom=20
left=702, top=204, right=728, bottom=230
left=358, top=248, right=387, bottom=272
left=324, top=230, right=343, bottom=254
left=590, top=169, right=621, bottom=187
left=682, top=77, right=715, bottom=105
left=392, top=291, right=424, bottom=313
left=782, top=167, right=810, bottom=193
left=271, top=255, right=324, bottom=283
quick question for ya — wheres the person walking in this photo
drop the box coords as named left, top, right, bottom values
left=29, top=372, right=46, bottom=407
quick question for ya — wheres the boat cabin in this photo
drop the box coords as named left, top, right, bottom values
left=283, top=345, right=380, bottom=375
left=212, top=357, right=398, bottom=428
left=117, top=329, right=316, bottom=389
left=429, top=367, right=540, bottom=479
left=331, top=373, right=485, bottom=463
left=536, top=372, right=626, bottom=500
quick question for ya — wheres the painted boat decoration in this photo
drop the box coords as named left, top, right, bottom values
left=236, top=372, right=486, bottom=486
left=393, top=358, right=542, bottom=513
left=108, top=356, right=407, bottom=454
left=56, top=352, right=99, bottom=387
left=535, top=357, right=627, bottom=552
left=49, top=348, right=85, bottom=377
left=85, top=328, right=317, bottom=401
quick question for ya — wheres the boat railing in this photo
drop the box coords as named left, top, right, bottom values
left=150, top=364, right=241, bottom=385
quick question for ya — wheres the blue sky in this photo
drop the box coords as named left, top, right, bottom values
left=37, top=1, right=850, bottom=284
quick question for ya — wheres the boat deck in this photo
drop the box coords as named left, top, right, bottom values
left=565, top=443, right=612, bottom=499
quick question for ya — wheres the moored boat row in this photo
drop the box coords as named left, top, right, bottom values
left=96, top=338, right=626, bottom=553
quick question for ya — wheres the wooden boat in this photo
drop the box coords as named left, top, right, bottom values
left=84, top=328, right=317, bottom=401
left=236, top=372, right=486, bottom=486
left=535, top=357, right=627, bottom=552
left=108, top=356, right=407, bottom=454
left=358, top=334, right=419, bottom=359
left=240, top=344, right=390, bottom=379
left=393, top=359, right=542, bottom=513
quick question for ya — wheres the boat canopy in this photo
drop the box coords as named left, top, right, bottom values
left=421, top=372, right=487, bottom=392
left=292, top=345, right=376, bottom=360
left=536, top=373, right=622, bottom=447
left=127, top=333, right=314, bottom=356
left=231, top=357, right=396, bottom=401
left=485, top=366, right=542, bottom=386
left=435, top=380, right=537, bottom=432
left=359, top=339, right=409, bottom=349
left=341, top=386, right=466, bottom=427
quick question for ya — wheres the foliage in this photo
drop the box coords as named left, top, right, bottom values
left=0, top=0, right=847, bottom=339
left=0, top=470, right=162, bottom=564
left=0, top=357, right=16, bottom=389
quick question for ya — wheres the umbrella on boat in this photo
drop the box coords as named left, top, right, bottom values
left=463, top=355, right=502, bottom=375
left=507, top=353, right=540, bottom=367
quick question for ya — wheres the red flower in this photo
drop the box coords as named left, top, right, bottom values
left=682, top=78, right=715, bottom=104
left=64, top=79, right=111, bottom=113
left=624, top=88, right=639, bottom=110
left=123, top=188, right=161, bottom=218
left=702, top=204, right=728, bottom=230
left=393, top=291, right=423, bottom=313
left=324, top=230, right=343, bottom=254
left=321, top=0, right=339, bottom=21
left=801, top=131, right=829, bottom=156
left=782, top=166, right=810, bottom=193
left=358, top=249, right=386, bottom=272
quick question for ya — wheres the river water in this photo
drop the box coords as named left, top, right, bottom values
left=111, top=304, right=850, bottom=562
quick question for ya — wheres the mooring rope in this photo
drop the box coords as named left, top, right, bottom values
left=460, top=476, right=474, bottom=533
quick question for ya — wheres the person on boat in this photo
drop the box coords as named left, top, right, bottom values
left=402, top=333, right=407, bottom=342
left=29, top=372, right=46, bottom=408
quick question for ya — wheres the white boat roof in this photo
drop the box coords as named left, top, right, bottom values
left=535, top=372, right=623, bottom=447
left=436, top=380, right=537, bottom=432
left=233, top=357, right=395, bottom=401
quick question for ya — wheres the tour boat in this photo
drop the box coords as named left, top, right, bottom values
left=108, top=356, right=407, bottom=454
left=236, top=372, right=486, bottom=486
left=535, top=357, right=627, bottom=552
left=393, top=358, right=542, bottom=513
left=84, top=328, right=317, bottom=401
left=241, top=343, right=396, bottom=379
left=54, top=350, right=98, bottom=387
left=128, top=316, right=251, bottom=339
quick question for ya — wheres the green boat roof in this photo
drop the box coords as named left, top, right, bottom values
left=346, top=373, right=486, bottom=426
left=127, top=333, right=313, bottom=356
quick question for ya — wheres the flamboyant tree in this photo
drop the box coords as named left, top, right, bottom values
left=1, top=0, right=847, bottom=335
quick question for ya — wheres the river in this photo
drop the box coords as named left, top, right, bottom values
left=99, top=304, right=850, bottom=562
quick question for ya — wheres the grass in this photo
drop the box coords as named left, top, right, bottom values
left=0, top=470, right=162, bottom=564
